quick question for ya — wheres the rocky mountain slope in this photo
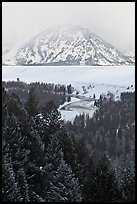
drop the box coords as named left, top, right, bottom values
left=3, top=25, right=134, bottom=66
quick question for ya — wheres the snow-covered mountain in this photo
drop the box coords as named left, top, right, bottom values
left=2, top=46, right=10, bottom=55
left=124, top=44, right=135, bottom=57
left=2, top=43, right=23, bottom=66
left=3, top=25, right=134, bottom=66
left=123, top=45, right=135, bottom=64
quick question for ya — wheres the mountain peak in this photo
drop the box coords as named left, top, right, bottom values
left=3, top=25, right=134, bottom=66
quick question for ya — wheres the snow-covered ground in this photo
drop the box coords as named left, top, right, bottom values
left=2, top=66, right=135, bottom=86
left=59, top=97, right=98, bottom=122
left=2, top=65, right=135, bottom=121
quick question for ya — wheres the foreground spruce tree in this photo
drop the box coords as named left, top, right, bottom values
left=92, top=155, right=120, bottom=202
left=47, top=158, right=82, bottom=202
left=2, top=152, right=22, bottom=202
left=43, top=134, right=82, bottom=202
left=121, top=166, right=135, bottom=202
left=17, top=168, right=30, bottom=202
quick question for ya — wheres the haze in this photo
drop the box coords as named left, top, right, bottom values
left=2, top=2, right=135, bottom=52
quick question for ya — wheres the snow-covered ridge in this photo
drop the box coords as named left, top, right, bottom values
left=123, top=45, right=135, bottom=64
left=124, top=44, right=135, bottom=58
left=3, top=25, right=134, bottom=66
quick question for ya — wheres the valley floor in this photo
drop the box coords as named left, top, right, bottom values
left=2, top=65, right=135, bottom=121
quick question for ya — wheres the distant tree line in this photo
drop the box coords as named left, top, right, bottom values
left=2, top=81, right=74, bottom=111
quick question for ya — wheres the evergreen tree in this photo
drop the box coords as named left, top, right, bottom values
left=93, top=93, right=96, bottom=99
left=28, top=120, right=45, bottom=165
left=56, top=127, right=77, bottom=170
left=44, top=134, right=63, bottom=172
left=2, top=87, right=8, bottom=126
left=29, top=191, right=45, bottom=202
left=42, top=100, right=61, bottom=128
left=2, top=113, right=30, bottom=174
left=47, top=158, right=82, bottom=202
left=82, top=156, right=96, bottom=201
left=2, top=152, right=22, bottom=202
left=74, top=137, right=90, bottom=183
left=42, top=100, right=62, bottom=146
left=39, top=134, right=64, bottom=200
left=26, top=87, right=39, bottom=117
left=67, top=95, right=71, bottom=102
left=92, top=154, right=120, bottom=202
left=43, top=133, right=81, bottom=202
left=67, top=84, right=72, bottom=94
left=121, top=166, right=135, bottom=202
left=22, top=119, right=45, bottom=200
left=17, top=168, right=30, bottom=202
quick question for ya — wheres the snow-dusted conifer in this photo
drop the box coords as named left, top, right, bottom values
left=17, top=168, right=30, bottom=202
left=2, top=153, right=22, bottom=202
left=47, top=158, right=82, bottom=202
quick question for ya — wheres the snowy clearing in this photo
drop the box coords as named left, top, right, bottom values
left=2, top=65, right=135, bottom=122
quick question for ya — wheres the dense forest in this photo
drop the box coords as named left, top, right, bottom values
left=2, top=81, right=135, bottom=202
left=2, top=81, right=74, bottom=110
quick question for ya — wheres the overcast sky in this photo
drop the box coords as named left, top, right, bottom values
left=2, top=2, right=135, bottom=52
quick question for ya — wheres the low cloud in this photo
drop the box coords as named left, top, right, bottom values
left=2, top=2, right=135, bottom=52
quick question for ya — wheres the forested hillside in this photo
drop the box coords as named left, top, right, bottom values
left=2, top=82, right=135, bottom=202
left=2, top=81, right=74, bottom=109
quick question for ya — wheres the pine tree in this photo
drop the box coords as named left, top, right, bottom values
left=93, top=93, right=96, bottom=99
left=21, top=118, right=46, bottom=200
left=2, top=152, right=22, bottom=202
left=17, top=168, right=30, bottom=202
left=2, top=113, right=30, bottom=174
left=2, top=87, right=8, bottom=126
left=44, top=134, right=63, bottom=172
left=28, top=119, right=45, bottom=165
left=67, top=84, right=72, bottom=94
left=47, top=158, right=82, bottom=202
left=56, top=128, right=77, bottom=170
left=121, top=166, right=135, bottom=202
left=67, top=95, right=71, bottom=102
left=26, top=87, right=39, bottom=118
left=38, top=134, right=64, bottom=200
left=29, top=191, right=45, bottom=202
left=81, top=156, right=96, bottom=201
left=42, top=132, right=82, bottom=202
left=42, top=100, right=61, bottom=128
left=74, top=137, right=90, bottom=183
left=92, top=154, right=120, bottom=202
left=42, top=100, right=62, bottom=146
